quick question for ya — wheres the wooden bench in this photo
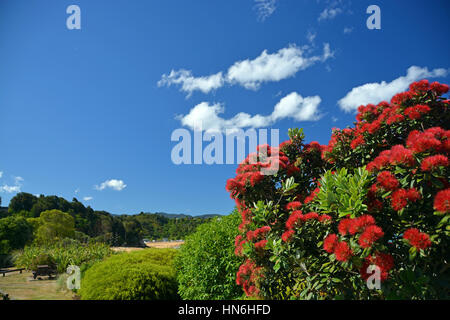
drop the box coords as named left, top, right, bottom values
left=32, top=265, right=56, bottom=279
left=0, top=268, right=25, bottom=277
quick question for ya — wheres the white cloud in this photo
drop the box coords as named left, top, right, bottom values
left=95, top=179, right=127, bottom=191
left=343, top=27, right=353, bottom=34
left=227, top=43, right=332, bottom=90
left=306, top=30, right=317, bottom=43
left=254, top=0, right=278, bottom=21
left=0, top=185, right=21, bottom=193
left=14, top=176, right=24, bottom=184
left=178, top=92, right=321, bottom=133
left=83, top=196, right=93, bottom=201
left=159, top=44, right=333, bottom=95
left=158, top=70, right=224, bottom=97
left=0, top=175, right=23, bottom=194
left=338, top=66, right=449, bottom=112
left=318, top=7, right=342, bottom=21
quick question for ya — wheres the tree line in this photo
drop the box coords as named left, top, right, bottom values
left=0, top=193, right=215, bottom=252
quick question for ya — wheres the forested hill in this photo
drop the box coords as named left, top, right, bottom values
left=0, top=193, right=218, bottom=246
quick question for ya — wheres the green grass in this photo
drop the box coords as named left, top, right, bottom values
left=0, top=269, right=74, bottom=300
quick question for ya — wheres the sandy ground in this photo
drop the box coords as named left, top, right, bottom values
left=111, top=241, right=185, bottom=252
left=144, top=241, right=184, bottom=249
left=0, top=269, right=74, bottom=300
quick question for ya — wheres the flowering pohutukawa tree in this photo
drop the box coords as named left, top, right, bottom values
left=226, top=80, right=450, bottom=299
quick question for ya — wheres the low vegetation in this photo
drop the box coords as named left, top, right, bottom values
left=175, top=210, right=242, bottom=300
left=79, top=249, right=179, bottom=300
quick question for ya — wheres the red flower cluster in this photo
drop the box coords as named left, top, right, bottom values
left=254, top=239, right=268, bottom=251
left=406, top=128, right=450, bottom=154
left=360, top=252, right=394, bottom=282
left=390, top=188, right=422, bottom=211
left=247, top=226, right=271, bottom=242
left=404, top=104, right=431, bottom=120
left=376, top=171, right=399, bottom=191
left=336, top=215, right=384, bottom=249
left=421, top=154, right=449, bottom=172
left=334, top=241, right=353, bottom=262
left=304, top=187, right=320, bottom=204
left=403, top=228, right=432, bottom=250
left=323, top=234, right=353, bottom=262
left=234, top=235, right=246, bottom=256
left=236, top=259, right=263, bottom=296
left=434, top=188, right=450, bottom=214
left=282, top=211, right=331, bottom=242
left=367, top=145, right=415, bottom=172
left=286, top=201, right=302, bottom=210
left=358, top=225, right=384, bottom=248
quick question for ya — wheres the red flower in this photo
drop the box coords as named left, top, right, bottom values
left=358, top=225, right=384, bottom=248
left=246, top=230, right=256, bottom=241
left=409, top=79, right=430, bottom=93
left=334, top=241, right=353, bottom=262
left=286, top=201, right=302, bottom=211
left=318, top=214, right=332, bottom=223
left=304, top=188, right=320, bottom=204
left=367, top=154, right=390, bottom=172
left=281, top=229, right=295, bottom=242
left=386, top=114, right=405, bottom=125
left=286, top=211, right=304, bottom=229
left=323, top=234, right=339, bottom=253
left=360, top=252, right=394, bottom=282
left=349, top=215, right=376, bottom=235
left=404, top=104, right=431, bottom=120
left=403, top=228, right=432, bottom=250
left=377, top=171, right=399, bottom=191
left=421, top=155, right=449, bottom=172
left=249, top=171, right=264, bottom=186
left=254, top=240, right=268, bottom=250
left=389, top=145, right=415, bottom=166
left=391, top=91, right=413, bottom=105
left=430, top=81, right=449, bottom=95
left=350, top=135, right=365, bottom=149
left=338, top=218, right=353, bottom=236
left=407, top=188, right=421, bottom=202
left=279, top=140, right=292, bottom=150
left=390, top=188, right=408, bottom=211
left=407, top=130, right=442, bottom=154
left=434, top=188, right=450, bottom=214
left=252, top=226, right=271, bottom=239
left=304, top=212, right=319, bottom=220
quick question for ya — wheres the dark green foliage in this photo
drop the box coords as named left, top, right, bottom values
left=79, top=249, right=179, bottom=300
left=0, top=215, right=33, bottom=266
left=175, top=211, right=243, bottom=300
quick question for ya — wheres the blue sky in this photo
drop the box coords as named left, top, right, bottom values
left=0, top=0, right=449, bottom=215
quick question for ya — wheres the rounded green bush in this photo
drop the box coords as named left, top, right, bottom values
left=79, top=248, right=179, bottom=300
left=175, top=210, right=243, bottom=300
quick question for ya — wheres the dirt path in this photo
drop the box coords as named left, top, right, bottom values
left=0, top=269, right=74, bottom=300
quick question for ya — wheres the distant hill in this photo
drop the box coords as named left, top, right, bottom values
left=143, top=212, right=221, bottom=219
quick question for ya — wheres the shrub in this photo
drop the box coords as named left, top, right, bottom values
left=30, top=253, right=56, bottom=271
left=79, top=248, right=179, bottom=300
left=14, top=240, right=112, bottom=273
left=226, top=80, right=450, bottom=299
left=175, top=210, right=242, bottom=300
